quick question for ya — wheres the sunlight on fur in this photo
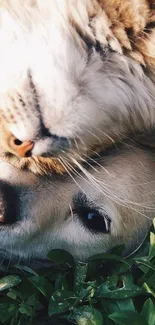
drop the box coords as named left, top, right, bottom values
left=0, top=1, right=155, bottom=174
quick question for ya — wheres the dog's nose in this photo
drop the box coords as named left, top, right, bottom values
left=0, top=183, right=18, bottom=224
left=9, top=135, right=34, bottom=158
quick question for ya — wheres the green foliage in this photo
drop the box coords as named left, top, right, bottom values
left=1, top=223, right=155, bottom=325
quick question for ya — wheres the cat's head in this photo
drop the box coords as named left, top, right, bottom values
left=0, top=0, right=155, bottom=174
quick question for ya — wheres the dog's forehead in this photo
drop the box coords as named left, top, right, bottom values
left=0, top=160, right=36, bottom=185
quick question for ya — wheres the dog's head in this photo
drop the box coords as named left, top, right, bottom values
left=0, top=140, right=154, bottom=267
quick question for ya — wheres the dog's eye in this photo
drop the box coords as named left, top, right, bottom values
left=73, top=193, right=111, bottom=233
left=78, top=207, right=110, bottom=233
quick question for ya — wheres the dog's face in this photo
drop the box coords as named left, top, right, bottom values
left=0, top=141, right=154, bottom=267
left=0, top=1, right=155, bottom=174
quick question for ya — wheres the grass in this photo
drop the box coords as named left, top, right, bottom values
left=0, top=222, right=155, bottom=324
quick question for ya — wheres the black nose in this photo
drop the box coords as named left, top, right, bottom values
left=0, top=183, right=18, bottom=225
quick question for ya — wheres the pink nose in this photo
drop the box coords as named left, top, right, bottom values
left=9, top=135, right=34, bottom=157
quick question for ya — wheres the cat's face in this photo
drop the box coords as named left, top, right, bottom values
left=0, top=141, right=154, bottom=267
left=0, top=1, right=154, bottom=174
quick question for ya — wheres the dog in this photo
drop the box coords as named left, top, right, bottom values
left=0, top=139, right=154, bottom=268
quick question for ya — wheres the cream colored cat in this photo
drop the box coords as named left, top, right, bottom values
left=0, top=140, right=154, bottom=267
left=0, top=1, right=155, bottom=174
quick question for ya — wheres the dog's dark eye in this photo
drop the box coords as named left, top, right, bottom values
left=78, top=207, right=110, bottom=233
left=73, top=193, right=111, bottom=233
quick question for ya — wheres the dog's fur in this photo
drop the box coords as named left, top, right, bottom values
left=0, top=1, right=155, bottom=174
left=0, top=140, right=154, bottom=266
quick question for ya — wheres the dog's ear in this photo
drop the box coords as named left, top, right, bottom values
left=135, top=129, right=155, bottom=149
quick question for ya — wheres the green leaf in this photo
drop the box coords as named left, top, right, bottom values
left=89, top=253, right=131, bottom=267
left=141, top=299, right=155, bottom=325
left=98, top=275, right=143, bottom=299
left=19, top=303, right=33, bottom=316
left=0, top=302, right=18, bottom=322
left=69, top=306, right=103, bottom=325
left=29, top=276, right=53, bottom=299
left=77, top=286, right=96, bottom=300
left=102, top=298, right=135, bottom=314
left=55, top=273, right=68, bottom=291
left=117, top=297, right=135, bottom=311
left=145, top=272, right=155, bottom=290
left=26, top=294, right=43, bottom=310
left=74, top=262, right=88, bottom=294
left=10, top=312, right=19, bottom=325
left=7, top=289, right=25, bottom=301
left=102, top=313, right=114, bottom=325
left=47, top=249, right=75, bottom=268
left=48, top=290, right=75, bottom=316
left=14, top=264, right=38, bottom=276
left=17, top=315, right=31, bottom=325
left=148, top=232, right=155, bottom=261
left=0, top=275, right=21, bottom=291
left=17, top=277, right=37, bottom=299
left=109, top=311, right=149, bottom=325
left=109, top=245, right=125, bottom=256
left=143, top=283, right=155, bottom=297
left=136, top=259, right=155, bottom=272
left=7, top=290, right=18, bottom=301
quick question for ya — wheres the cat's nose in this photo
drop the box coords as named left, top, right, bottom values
left=2, top=124, right=70, bottom=158
left=9, top=135, right=34, bottom=158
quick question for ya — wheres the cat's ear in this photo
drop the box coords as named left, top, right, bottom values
left=84, top=0, right=155, bottom=67
left=87, top=0, right=122, bottom=53
left=67, top=0, right=122, bottom=53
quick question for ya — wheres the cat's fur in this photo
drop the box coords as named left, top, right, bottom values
left=0, top=1, right=155, bottom=174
